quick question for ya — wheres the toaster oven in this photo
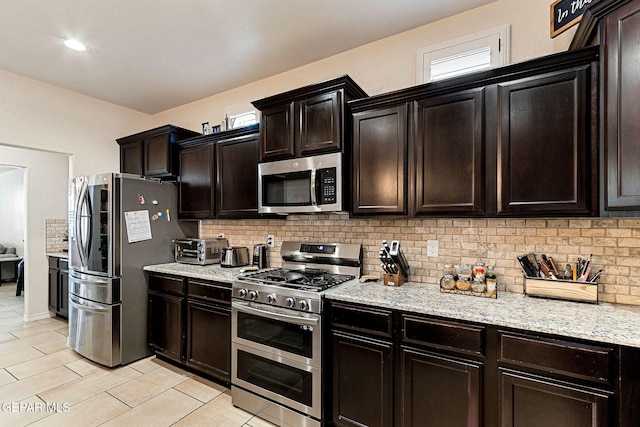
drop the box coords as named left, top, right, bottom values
left=173, top=238, right=228, bottom=265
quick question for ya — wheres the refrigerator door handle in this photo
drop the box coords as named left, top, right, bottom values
left=74, top=179, right=90, bottom=268
left=69, top=295, right=110, bottom=313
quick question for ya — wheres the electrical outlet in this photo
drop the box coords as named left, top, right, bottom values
left=427, top=240, right=439, bottom=257
left=217, top=233, right=225, bottom=239
left=266, top=235, right=275, bottom=248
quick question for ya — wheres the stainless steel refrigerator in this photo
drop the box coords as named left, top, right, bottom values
left=68, top=173, right=195, bottom=367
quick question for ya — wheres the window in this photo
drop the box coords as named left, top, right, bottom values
left=417, top=25, right=510, bottom=84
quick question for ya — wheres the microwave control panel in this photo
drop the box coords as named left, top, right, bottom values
left=318, top=167, right=337, bottom=204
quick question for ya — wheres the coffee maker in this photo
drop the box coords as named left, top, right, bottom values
left=252, top=244, right=268, bottom=269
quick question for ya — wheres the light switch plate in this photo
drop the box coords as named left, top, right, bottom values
left=427, top=240, right=438, bottom=257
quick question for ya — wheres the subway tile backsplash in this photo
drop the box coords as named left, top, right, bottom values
left=201, top=216, right=640, bottom=306
left=46, top=219, right=68, bottom=253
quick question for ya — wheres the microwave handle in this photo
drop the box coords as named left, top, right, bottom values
left=310, top=168, right=318, bottom=206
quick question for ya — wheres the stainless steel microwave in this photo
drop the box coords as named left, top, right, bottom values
left=258, top=152, right=343, bottom=214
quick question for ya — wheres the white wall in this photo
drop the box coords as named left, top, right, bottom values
left=0, top=70, right=152, bottom=320
left=0, top=146, right=69, bottom=320
left=152, top=0, right=578, bottom=130
left=0, top=167, right=25, bottom=256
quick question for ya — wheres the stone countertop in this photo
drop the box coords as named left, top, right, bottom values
left=46, top=252, right=68, bottom=259
left=143, top=262, right=250, bottom=284
left=140, top=263, right=640, bottom=348
left=324, top=280, right=640, bottom=349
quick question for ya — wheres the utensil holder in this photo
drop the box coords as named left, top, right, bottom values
left=523, top=276, right=598, bottom=304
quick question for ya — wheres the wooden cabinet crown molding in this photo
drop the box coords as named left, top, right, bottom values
left=570, top=0, right=634, bottom=49
left=251, top=75, right=368, bottom=111
left=116, top=124, right=199, bottom=145
left=177, top=123, right=259, bottom=149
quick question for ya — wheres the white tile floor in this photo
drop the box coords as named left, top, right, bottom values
left=0, top=282, right=276, bottom=426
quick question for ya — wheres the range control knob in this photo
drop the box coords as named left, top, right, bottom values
left=267, top=293, right=277, bottom=304
left=299, top=300, right=310, bottom=311
left=238, top=289, right=248, bottom=298
left=286, top=297, right=296, bottom=308
left=248, top=290, right=258, bottom=300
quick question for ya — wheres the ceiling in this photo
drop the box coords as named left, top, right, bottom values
left=0, top=0, right=498, bottom=114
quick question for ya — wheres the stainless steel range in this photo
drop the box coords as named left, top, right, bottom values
left=231, top=241, right=362, bottom=427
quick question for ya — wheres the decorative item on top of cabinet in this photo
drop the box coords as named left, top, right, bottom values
left=252, top=75, right=368, bottom=161
left=117, top=125, right=200, bottom=179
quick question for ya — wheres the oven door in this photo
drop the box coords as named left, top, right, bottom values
left=231, top=300, right=321, bottom=366
left=232, top=300, right=322, bottom=419
left=233, top=342, right=322, bottom=420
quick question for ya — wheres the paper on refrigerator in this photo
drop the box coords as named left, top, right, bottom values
left=124, top=210, right=152, bottom=243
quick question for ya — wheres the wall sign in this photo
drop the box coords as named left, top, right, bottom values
left=550, top=0, right=598, bottom=38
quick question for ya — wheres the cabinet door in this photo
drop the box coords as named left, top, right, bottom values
left=298, top=90, right=342, bottom=155
left=401, top=347, right=483, bottom=427
left=178, top=143, right=215, bottom=219
left=415, top=88, right=485, bottom=216
left=499, top=369, right=610, bottom=427
left=603, top=1, right=640, bottom=212
left=332, top=330, right=393, bottom=427
left=48, top=267, right=58, bottom=311
left=216, top=134, right=260, bottom=218
left=120, top=141, right=143, bottom=175
left=497, top=67, right=593, bottom=216
left=148, top=291, right=184, bottom=362
left=352, top=105, right=408, bottom=215
left=58, top=267, right=69, bottom=318
left=145, top=134, right=173, bottom=177
left=260, top=102, right=295, bottom=160
left=186, top=299, right=231, bottom=382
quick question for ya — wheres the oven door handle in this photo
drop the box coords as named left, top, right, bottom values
left=232, top=301, right=319, bottom=327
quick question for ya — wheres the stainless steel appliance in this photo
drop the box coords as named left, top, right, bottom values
left=258, top=152, right=344, bottom=214
left=68, top=173, right=195, bottom=367
left=231, top=241, right=362, bottom=427
left=252, top=244, right=267, bottom=269
left=173, top=237, right=228, bottom=265
left=221, top=246, right=250, bottom=268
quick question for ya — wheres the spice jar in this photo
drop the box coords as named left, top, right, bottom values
left=474, top=261, right=486, bottom=281
left=485, top=266, right=496, bottom=297
left=440, top=264, right=456, bottom=290
left=455, top=264, right=472, bottom=290
left=471, top=276, right=486, bottom=292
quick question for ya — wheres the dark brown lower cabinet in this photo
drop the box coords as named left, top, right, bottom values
left=401, top=347, right=483, bottom=427
left=331, top=330, right=393, bottom=427
left=185, top=280, right=231, bottom=383
left=327, top=300, right=638, bottom=427
left=148, top=290, right=184, bottom=362
left=147, top=273, right=231, bottom=384
left=499, top=369, right=610, bottom=427
left=48, top=257, right=68, bottom=319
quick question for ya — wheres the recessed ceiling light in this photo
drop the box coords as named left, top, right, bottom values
left=64, top=39, right=88, bottom=52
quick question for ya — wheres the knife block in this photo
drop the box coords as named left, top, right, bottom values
left=384, top=272, right=406, bottom=287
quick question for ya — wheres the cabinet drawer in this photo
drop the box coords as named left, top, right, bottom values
left=48, top=257, right=59, bottom=268
left=59, top=259, right=68, bottom=270
left=330, top=302, right=393, bottom=338
left=402, top=315, right=485, bottom=356
left=148, top=274, right=185, bottom=295
left=498, top=331, right=614, bottom=385
left=188, top=280, right=230, bottom=304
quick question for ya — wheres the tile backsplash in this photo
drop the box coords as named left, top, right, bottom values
left=46, top=219, right=68, bottom=253
left=201, top=215, right=640, bottom=306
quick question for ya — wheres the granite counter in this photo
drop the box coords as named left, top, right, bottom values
left=325, top=280, right=640, bottom=349
left=143, top=262, right=248, bottom=284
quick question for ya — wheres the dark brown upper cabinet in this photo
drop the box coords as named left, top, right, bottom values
left=252, top=75, right=368, bottom=162
left=178, top=143, right=215, bottom=219
left=415, top=88, right=485, bottom=216
left=495, top=66, right=594, bottom=216
left=117, top=125, right=200, bottom=179
left=177, top=124, right=260, bottom=220
left=216, top=132, right=260, bottom=218
left=352, top=104, right=408, bottom=215
left=349, top=46, right=599, bottom=218
left=572, top=0, right=640, bottom=216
